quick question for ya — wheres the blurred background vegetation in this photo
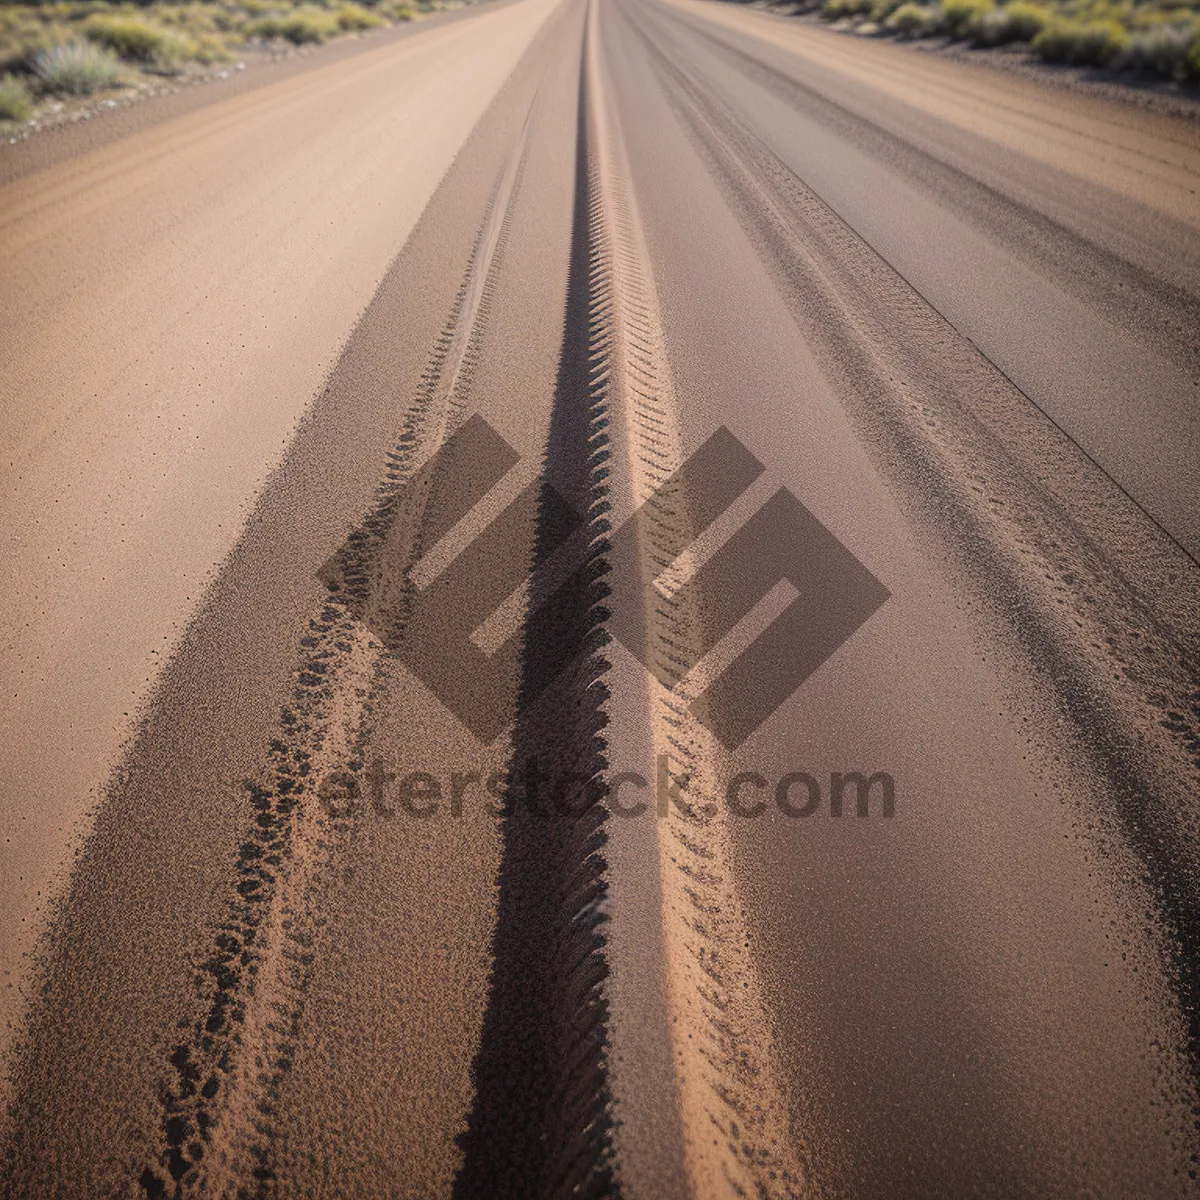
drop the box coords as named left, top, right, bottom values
left=2, top=0, right=1194, bottom=131
left=788, top=0, right=1200, bottom=81
left=0, top=0, right=449, bottom=124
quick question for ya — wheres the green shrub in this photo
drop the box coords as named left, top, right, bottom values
left=32, top=40, right=119, bottom=94
left=0, top=14, right=57, bottom=75
left=85, top=16, right=164, bottom=60
left=971, top=7, right=1011, bottom=42
left=156, top=4, right=241, bottom=52
left=969, top=1, right=1050, bottom=44
left=335, top=3, right=385, bottom=29
left=0, top=71, right=32, bottom=120
left=248, top=9, right=340, bottom=42
left=1032, top=17, right=1128, bottom=64
left=187, top=31, right=233, bottom=62
left=999, top=2, right=1049, bottom=40
left=938, top=0, right=993, bottom=37
left=870, top=0, right=906, bottom=20
left=1189, top=32, right=1200, bottom=80
left=1116, top=22, right=1196, bottom=78
left=822, top=0, right=873, bottom=19
left=83, top=15, right=196, bottom=69
left=886, top=2, right=938, bottom=35
left=209, top=10, right=243, bottom=33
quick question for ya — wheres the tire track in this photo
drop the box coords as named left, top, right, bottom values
left=628, top=2, right=1200, bottom=1136
left=586, top=4, right=819, bottom=1194
left=663, top=8, right=1200, bottom=380
left=138, top=98, right=540, bottom=1200
left=450, top=22, right=617, bottom=1197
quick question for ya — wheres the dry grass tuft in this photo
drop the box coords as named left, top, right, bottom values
left=0, top=70, right=33, bottom=119
left=32, top=40, right=120, bottom=95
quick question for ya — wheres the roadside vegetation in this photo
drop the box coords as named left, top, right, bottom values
left=0, top=0, right=447, bottom=129
left=808, top=0, right=1200, bottom=81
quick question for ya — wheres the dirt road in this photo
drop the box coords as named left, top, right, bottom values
left=2, top=0, right=1198, bottom=1195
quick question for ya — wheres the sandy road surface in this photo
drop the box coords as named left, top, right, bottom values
left=0, top=0, right=558, bottom=1084
left=1, top=0, right=1199, bottom=1195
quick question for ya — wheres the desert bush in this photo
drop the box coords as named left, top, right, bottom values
left=32, top=39, right=118, bottom=93
left=870, top=0, right=906, bottom=20
left=969, top=1, right=1050, bottom=43
left=0, top=70, right=33, bottom=119
left=0, top=8, right=57, bottom=72
left=937, top=0, right=993, bottom=36
left=1, top=0, right=447, bottom=86
left=248, top=7, right=340, bottom=41
left=823, top=0, right=873, bottom=19
left=84, top=14, right=196, bottom=69
left=185, top=30, right=232, bottom=61
left=84, top=15, right=164, bottom=59
left=208, top=9, right=243, bottom=32
left=0, top=9, right=39, bottom=43
left=1116, top=21, right=1197, bottom=77
left=335, top=3, right=385, bottom=29
left=997, top=1, right=1049, bottom=39
left=886, top=2, right=938, bottom=34
left=155, top=5, right=227, bottom=36
left=1032, top=16, right=1128, bottom=63
left=154, top=6, right=206, bottom=31
left=969, top=8, right=1008, bottom=40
